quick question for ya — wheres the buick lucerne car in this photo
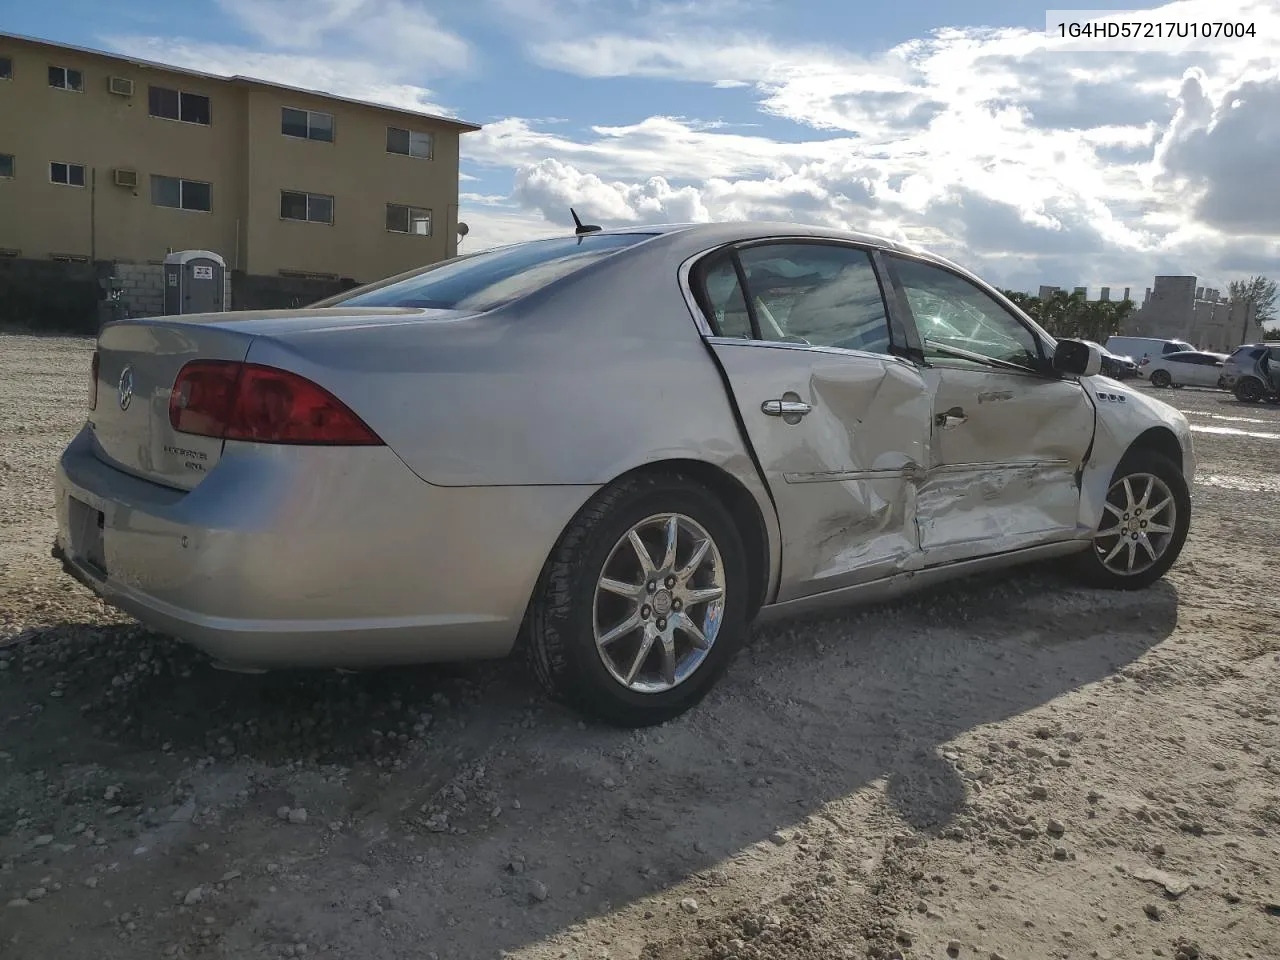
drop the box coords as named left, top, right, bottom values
left=54, top=222, right=1196, bottom=726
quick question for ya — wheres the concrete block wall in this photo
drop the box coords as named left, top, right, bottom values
left=113, top=263, right=165, bottom=320
left=112, top=262, right=233, bottom=318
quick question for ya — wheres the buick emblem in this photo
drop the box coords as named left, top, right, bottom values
left=117, top=365, right=134, bottom=411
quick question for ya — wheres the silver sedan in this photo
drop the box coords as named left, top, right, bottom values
left=54, top=222, right=1196, bottom=726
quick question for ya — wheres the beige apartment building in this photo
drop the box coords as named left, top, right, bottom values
left=0, top=33, right=480, bottom=284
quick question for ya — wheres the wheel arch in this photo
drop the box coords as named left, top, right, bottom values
left=606, top=459, right=773, bottom=618
left=1124, top=425, right=1183, bottom=473
left=519, top=457, right=776, bottom=634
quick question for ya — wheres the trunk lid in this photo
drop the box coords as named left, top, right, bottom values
left=89, top=308, right=453, bottom=490
left=91, top=319, right=256, bottom=491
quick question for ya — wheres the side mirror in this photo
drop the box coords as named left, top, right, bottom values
left=1052, top=339, right=1103, bottom=377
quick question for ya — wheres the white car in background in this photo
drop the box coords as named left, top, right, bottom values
left=1143, top=350, right=1229, bottom=389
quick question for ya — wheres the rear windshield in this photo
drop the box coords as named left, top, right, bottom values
left=330, top=233, right=655, bottom=311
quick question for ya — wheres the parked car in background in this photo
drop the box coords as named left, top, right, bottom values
left=52, top=221, right=1197, bottom=727
left=1102, top=347, right=1140, bottom=380
left=1143, top=350, right=1229, bottom=389
left=1222, top=343, right=1280, bottom=403
left=1105, top=336, right=1196, bottom=365
left=1081, top=341, right=1139, bottom=380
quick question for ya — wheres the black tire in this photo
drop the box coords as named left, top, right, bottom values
left=1149, top=369, right=1171, bottom=388
left=1235, top=378, right=1264, bottom=403
left=1067, top=448, right=1190, bottom=590
left=523, top=472, right=750, bottom=727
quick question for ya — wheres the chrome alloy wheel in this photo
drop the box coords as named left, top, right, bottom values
left=593, top=513, right=726, bottom=694
left=1093, top=472, right=1177, bottom=577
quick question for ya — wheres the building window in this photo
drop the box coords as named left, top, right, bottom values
left=0, top=57, right=12, bottom=80
left=386, top=203, right=432, bottom=236
left=148, top=85, right=212, bottom=125
left=151, top=174, right=212, bottom=212
left=48, top=65, right=84, bottom=91
left=280, top=190, right=334, bottom=224
left=282, top=107, right=334, bottom=142
left=386, top=126, right=433, bottom=159
left=0, top=154, right=13, bottom=179
left=49, top=161, right=86, bottom=187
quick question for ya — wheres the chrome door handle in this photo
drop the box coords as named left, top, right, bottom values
left=935, top=407, right=967, bottom=429
left=761, top=399, right=812, bottom=418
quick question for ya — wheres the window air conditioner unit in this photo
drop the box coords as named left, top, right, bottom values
left=113, top=168, right=139, bottom=188
left=108, top=76, right=134, bottom=97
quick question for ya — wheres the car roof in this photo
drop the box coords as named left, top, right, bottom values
left=542, top=220, right=972, bottom=275
left=579, top=220, right=925, bottom=252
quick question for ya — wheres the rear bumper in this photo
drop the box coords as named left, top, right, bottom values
left=53, top=426, right=596, bottom=668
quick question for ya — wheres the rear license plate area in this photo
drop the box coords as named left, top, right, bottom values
left=68, top=496, right=107, bottom=576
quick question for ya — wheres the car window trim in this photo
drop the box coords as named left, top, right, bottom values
left=683, top=236, right=919, bottom=362
left=880, top=251, right=1054, bottom=377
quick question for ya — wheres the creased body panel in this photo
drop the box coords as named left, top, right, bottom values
left=55, top=425, right=598, bottom=666
left=916, top=365, right=1095, bottom=564
left=706, top=340, right=931, bottom=601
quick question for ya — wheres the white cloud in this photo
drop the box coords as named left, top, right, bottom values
left=477, top=0, right=1280, bottom=293
left=217, top=0, right=471, bottom=74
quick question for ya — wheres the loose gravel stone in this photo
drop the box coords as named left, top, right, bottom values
left=679, top=897, right=699, bottom=915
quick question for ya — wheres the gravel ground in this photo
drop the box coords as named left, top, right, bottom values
left=2, top=332, right=1278, bottom=960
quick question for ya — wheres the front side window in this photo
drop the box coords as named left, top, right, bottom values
left=149, top=86, right=212, bottom=125
left=50, top=161, right=85, bottom=187
left=889, top=256, right=1041, bottom=370
left=151, top=175, right=212, bottom=212
left=280, top=190, right=333, bottom=224
left=386, top=126, right=433, bottom=159
left=385, top=203, right=432, bottom=235
left=282, top=107, right=334, bottom=142
left=733, top=243, right=893, bottom=354
left=333, top=233, right=652, bottom=312
left=48, top=65, right=83, bottom=91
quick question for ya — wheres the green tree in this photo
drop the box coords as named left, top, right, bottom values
left=1228, top=275, right=1277, bottom=327
left=1001, top=288, right=1134, bottom=343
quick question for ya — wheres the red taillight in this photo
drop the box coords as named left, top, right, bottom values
left=168, top=361, right=383, bottom=445
left=89, top=351, right=100, bottom=411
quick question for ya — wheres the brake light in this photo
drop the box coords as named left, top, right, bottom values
left=89, top=351, right=100, bottom=411
left=168, top=361, right=383, bottom=445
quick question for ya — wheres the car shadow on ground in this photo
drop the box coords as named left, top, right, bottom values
left=0, top=565, right=1180, bottom=959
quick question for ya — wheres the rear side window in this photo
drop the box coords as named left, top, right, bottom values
left=333, top=233, right=655, bottom=311
left=694, top=253, right=752, bottom=338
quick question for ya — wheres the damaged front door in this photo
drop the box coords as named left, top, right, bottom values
left=691, top=241, right=933, bottom=603
left=883, top=254, right=1096, bottom=565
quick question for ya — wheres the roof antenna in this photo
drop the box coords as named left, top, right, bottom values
left=571, top=207, right=602, bottom=236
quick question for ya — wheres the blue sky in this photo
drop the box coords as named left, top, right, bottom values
left=10, top=0, right=1279, bottom=298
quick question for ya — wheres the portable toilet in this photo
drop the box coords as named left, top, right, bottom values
left=163, top=250, right=226, bottom=315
